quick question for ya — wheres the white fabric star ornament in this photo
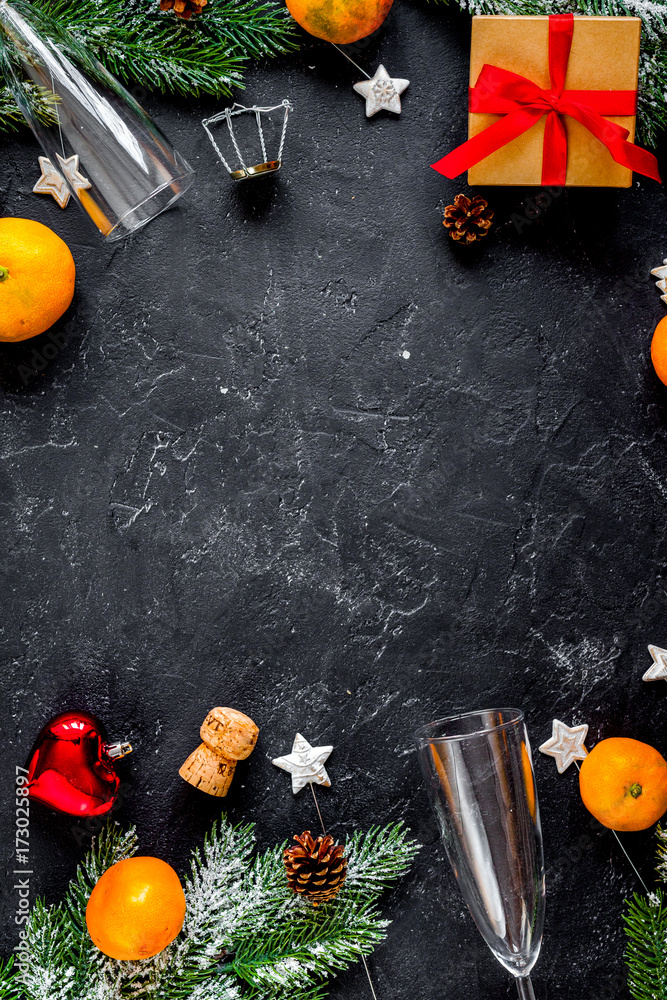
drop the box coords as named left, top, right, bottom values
left=353, top=65, right=409, bottom=118
left=643, top=644, right=667, bottom=681
left=272, top=733, right=333, bottom=794
left=539, top=719, right=589, bottom=773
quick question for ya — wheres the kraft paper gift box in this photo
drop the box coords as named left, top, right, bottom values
left=432, top=14, right=661, bottom=188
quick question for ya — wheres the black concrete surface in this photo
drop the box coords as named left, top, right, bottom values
left=1, top=3, right=667, bottom=998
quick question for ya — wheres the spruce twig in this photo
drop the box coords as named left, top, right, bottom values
left=5, top=817, right=418, bottom=1000
left=0, top=0, right=296, bottom=131
left=625, top=891, right=667, bottom=1000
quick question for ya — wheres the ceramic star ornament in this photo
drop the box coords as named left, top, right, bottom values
left=272, top=733, right=333, bottom=794
left=353, top=64, right=409, bottom=118
left=539, top=719, right=589, bottom=773
left=33, top=154, right=91, bottom=209
left=33, top=155, right=71, bottom=209
left=643, top=643, right=667, bottom=682
left=56, top=154, right=92, bottom=196
left=651, top=259, right=667, bottom=305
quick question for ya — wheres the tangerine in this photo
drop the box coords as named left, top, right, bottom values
left=86, top=856, right=186, bottom=960
left=579, top=737, right=667, bottom=832
left=286, top=0, right=393, bottom=44
left=0, top=218, right=75, bottom=342
left=651, top=315, right=667, bottom=386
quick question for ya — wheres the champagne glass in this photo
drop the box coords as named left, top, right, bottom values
left=414, top=709, right=545, bottom=1000
left=0, top=0, right=195, bottom=240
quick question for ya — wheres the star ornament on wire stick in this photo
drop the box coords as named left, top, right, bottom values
left=539, top=719, right=589, bottom=773
left=353, top=64, right=409, bottom=117
left=272, top=733, right=333, bottom=794
left=643, top=644, right=667, bottom=682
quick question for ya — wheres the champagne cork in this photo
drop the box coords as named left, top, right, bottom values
left=179, top=707, right=259, bottom=797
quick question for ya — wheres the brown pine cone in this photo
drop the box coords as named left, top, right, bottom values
left=443, top=194, right=494, bottom=244
left=159, top=0, right=207, bottom=19
left=284, top=831, right=348, bottom=906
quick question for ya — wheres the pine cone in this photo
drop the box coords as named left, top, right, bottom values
left=159, top=0, right=207, bottom=19
left=443, top=194, right=494, bottom=244
left=284, top=831, right=348, bottom=906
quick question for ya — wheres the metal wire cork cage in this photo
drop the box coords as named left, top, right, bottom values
left=202, top=100, right=293, bottom=181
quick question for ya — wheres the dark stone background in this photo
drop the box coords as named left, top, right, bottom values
left=1, top=2, right=667, bottom=997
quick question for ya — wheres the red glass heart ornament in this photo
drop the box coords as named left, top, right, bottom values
left=27, top=711, right=133, bottom=817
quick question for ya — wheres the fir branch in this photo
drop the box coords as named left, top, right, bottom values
left=0, top=960, right=22, bottom=1000
left=181, top=817, right=257, bottom=962
left=7, top=816, right=418, bottom=1000
left=225, top=824, right=419, bottom=994
left=625, top=891, right=667, bottom=1000
left=345, top=822, right=421, bottom=899
left=230, top=898, right=387, bottom=991
left=0, top=0, right=296, bottom=131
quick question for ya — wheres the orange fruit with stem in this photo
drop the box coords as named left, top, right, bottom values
left=579, top=737, right=667, bottom=832
left=651, top=316, right=667, bottom=385
left=86, top=856, right=186, bottom=960
left=286, top=0, right=393, bottom=44
left=0, top=218, right=75, bottom=342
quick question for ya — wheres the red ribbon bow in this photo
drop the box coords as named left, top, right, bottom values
left=432, top=13, right=661, bottom=185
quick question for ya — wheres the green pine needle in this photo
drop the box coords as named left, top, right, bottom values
left=625, top=891, right=667, bottom=1000
left=0, top=960, right=23, bottom=1000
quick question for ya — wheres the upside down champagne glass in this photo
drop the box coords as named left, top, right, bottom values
left=0, top=0, right=195, bottom=240
left=414, top=709, right=545, bottom=1000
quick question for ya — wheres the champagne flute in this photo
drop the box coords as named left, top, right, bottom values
left=414, top=709, right=545, bottom=1000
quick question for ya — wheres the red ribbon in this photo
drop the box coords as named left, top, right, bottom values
left=431, top=13, right=661, bottom=185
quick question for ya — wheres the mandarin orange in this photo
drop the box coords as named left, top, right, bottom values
left=579, top=737, right=667, bottom=832
left=86, top=856, right=186, bottom=960
left=0, top=218, right=75, bottom=342
left=286, top=0, right=393, bottom=44
left=651, top=315, right=667, bottom=386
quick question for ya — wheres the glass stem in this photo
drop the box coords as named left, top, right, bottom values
left=515, top=976, right=536, bottom=1000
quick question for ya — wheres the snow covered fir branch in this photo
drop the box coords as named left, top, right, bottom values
left=0, top=0, right=296, bottom=132
left=1, top=0, right=666, bottom=143
left=0, top=817, right=419, bottom=1000
left=625, top=827, right=667, bottom=1000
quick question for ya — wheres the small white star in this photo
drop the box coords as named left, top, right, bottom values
left=33, top=155, right=71, bottom=209
left=272, top=733, right=333, bottom=794
left=539, top=719, right=589, bottom=773
left=353, top=65, right=409, bottom=118
left=643, top=644, right=667, bottom=682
